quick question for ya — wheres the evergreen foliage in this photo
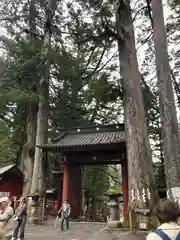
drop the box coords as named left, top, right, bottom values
left=0, top=0, right=179, bottom=198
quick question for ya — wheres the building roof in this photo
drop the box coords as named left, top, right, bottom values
left=38, top=124, right=125, bottom=151
left=0, top=164, right=15, bottom=176
left=0, top=164, right=23, bottom=178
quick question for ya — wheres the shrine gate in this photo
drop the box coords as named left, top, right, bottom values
left=39, top=124, right=128, bottom=218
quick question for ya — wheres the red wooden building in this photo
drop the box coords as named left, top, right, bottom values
left=0, top=164, right=23, bottom=198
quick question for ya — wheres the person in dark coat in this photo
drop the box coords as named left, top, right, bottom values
left=58, top=200, right=71, bottom=230
left=12, top=197, right=27, bottom=240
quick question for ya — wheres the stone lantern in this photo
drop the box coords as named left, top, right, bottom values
left=28, top=193, right=40, bottom=225
left=105, top=187, right=122, bottom=228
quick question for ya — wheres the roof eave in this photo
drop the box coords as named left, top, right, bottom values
left=36, top=141, right=126, bottom=152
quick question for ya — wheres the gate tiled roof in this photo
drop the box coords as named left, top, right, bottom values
left=38, top=124, right=125, bottom=151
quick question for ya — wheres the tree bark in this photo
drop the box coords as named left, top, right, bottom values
left=18, top=0, right=38, bottom=197
left=115, top=0, right=155, bottom=209
left=151, top=0, right=180, bottom=189
left=30, top=0, right=58, bottom=196
left=20, top=104, right=37, bottom=197
left=13, top=104, right=27, bottom=166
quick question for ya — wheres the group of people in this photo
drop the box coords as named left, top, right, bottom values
left=0, top=196, right=27, bottom=240
left=0, top=197, right=71, bottom=239
left=0, top=195, right=180, bottom=240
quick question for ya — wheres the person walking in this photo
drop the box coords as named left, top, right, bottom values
left=12, top=197, right=27, bottom=240
left=147, top=198, right=180, bottom=240
left=0, top=197, right=14, bottom=240
left=58, top=200, right=71, bottom=231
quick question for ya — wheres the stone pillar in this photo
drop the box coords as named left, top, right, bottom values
left=62, top=160, right=69, bottom=203
left=122, top=161, right=128, bottom=217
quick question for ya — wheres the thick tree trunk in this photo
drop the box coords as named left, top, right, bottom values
left=18, top=0, right=38, bottom=197
left=30, top=78, right=49, bottom=195
left=30, top=0, right=58, bottom=196
left=30, top=0, right=58, bottom=224
left=13, top=104, right=27, bottom=166
left=115, top=0, right=155, bottom=209
left=19, top=104, right=37, bottom=197
left=151, top=0, right=180, bottom=189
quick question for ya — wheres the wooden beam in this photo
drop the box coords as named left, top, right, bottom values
left=71, top=161, right=122, bottom=165
left=65, top=152, right=126, bottom=164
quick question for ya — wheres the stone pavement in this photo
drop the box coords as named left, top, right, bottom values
left=25, top=222, right=147, bottom=240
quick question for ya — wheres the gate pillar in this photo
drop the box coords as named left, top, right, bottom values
left=122, top=161, right=128, bottom=217
left=69, top=164, right=81, bottom=218
left=62, top=160, right=69, bottom=203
